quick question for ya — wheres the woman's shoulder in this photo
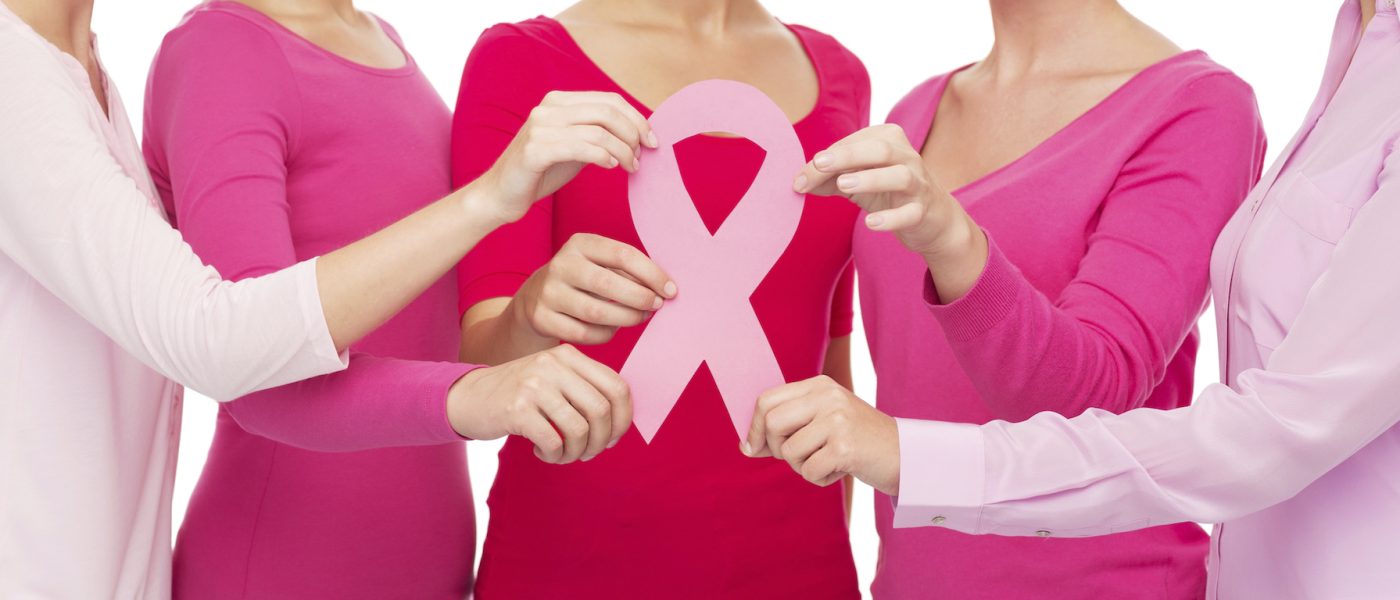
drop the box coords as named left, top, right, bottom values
left=783, top=22, right=868, bottom=82
left=155, top=2, right=290, bottom=66
left=468, top=17, right=579, bottom=67
left=146, top=3, right=301, bottom=137
left=456, top=18, right=584, bottom=110
left=1138, top=51, right=1258, bottom=115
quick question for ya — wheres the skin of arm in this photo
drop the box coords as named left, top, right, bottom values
left=2, top=0, right=655, bottom=405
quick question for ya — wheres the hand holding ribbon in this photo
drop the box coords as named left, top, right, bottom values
left=743, top=375, right=901, bottom=496
left=796, top=124, right=989, bottom=304
left=621, top=80, right=807, bottom=443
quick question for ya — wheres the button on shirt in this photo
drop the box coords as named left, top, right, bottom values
left=892, top=1, right=1400, bottom=598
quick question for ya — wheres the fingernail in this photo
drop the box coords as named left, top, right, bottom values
left=793, top=174, right=808, bottom=193
left=607, top=439, right=619, bottom=449
left=813, top=153, right=833, bottom=169
left=647, top=131, right=659, bottom=148
left=866, top=213, right=885, bottom=228
left=663, top=281, right=677, bottom=297
left=838, top=174, right=859, bottom=190
left=608, top=157, right=619, bottom=168
left=652, top=296, right=663, bottom=310
left=632, top=157, right=640, bottom=171
left=740, top=441, right=753, bottom=456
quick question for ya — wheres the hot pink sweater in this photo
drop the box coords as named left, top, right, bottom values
left=143, top=3, right=475, bottom=598
left=854, top=52, right=1265, bottom=599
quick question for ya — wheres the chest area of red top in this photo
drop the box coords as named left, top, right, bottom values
left=553, top=127, right=857, bottom=294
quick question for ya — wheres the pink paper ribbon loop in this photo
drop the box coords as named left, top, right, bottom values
left=622, top=80, right=806, bottom=443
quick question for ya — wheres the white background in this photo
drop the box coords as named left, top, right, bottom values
left=91, top=0, right=1338, bottom=594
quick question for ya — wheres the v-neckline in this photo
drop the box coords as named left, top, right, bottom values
left=914, top=50, right=1206, bottom=200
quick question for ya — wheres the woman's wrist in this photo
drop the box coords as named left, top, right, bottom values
left=457, top=179, right=517, bottom=234
left=445, top=368, right=484, bottom=438
left=505, top=288, right=561, bottom=352
left=920, top=208, right=989, bottom=304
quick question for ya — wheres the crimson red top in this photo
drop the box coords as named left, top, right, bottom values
left=453, top=17, right=867, bottom=599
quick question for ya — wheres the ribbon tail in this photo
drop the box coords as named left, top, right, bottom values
left=620, top=311, right=703, bottom=443
left=705, top=308, right=787, bottom=441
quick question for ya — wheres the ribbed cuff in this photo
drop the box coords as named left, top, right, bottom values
left=924, top=236, right=1026, bottom=342
left=891, top=418, right=986, bottom=533
left=418, top=361, right=481, bottom=443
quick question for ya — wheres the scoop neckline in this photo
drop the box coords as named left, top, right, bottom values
left=916, top=49, right=1209, bottom=199
left=536, top=15, right=829, bottom=133
left=202, top=1, right=417, bottom=77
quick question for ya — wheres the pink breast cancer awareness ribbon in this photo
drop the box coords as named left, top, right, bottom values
left=622, top=79, right=806, bottom=443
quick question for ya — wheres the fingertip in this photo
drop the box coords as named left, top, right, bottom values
left=793, top=173, right=808, bottom=193
left=740, top=441, right=753, bottom=456
left=866, top=213, right=886, bottom=229
left=651, top=296, right=663, bottom=310
left=837, top=174, right=860, bottom=192
left=646, top=131, right=659, bottom=148
left=663, top=281, right=677, bottom=298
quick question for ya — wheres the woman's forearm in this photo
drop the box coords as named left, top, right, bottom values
left=460, top=296, right=559, bottom=366
left=321, top=87, right=660, bottom=355
left=916, top=209, right=988, bottom=305
left=316, top=183, right=511, bottom=352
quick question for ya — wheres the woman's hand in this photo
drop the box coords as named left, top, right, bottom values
left=795, top=124, right=988, bottom=302
left=742, top=376, right=900, bottom=496
left=472, top=91, right=659, bottom=225
left=509, top=233, right=676, bottom=346
left=447, top=344, right=632, bottom=463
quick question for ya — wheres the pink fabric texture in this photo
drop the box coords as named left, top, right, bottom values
left=854, top=52, right=1265, bottom=598
left=143, top=3, right=475, bottom=598
left=892, top=2, right=1400, bottom=598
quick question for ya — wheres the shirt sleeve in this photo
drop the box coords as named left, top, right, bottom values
left=893, top=140, right=1400, bottom=536
left=453, top=25, right=559, bottom=314
left=0, top=25, right=346, bottom=402
left=828, top=261, right=855, bottom=337
left=146, top=11, right=469, bottom=451
left=923, top=73, right=1265, bottom=421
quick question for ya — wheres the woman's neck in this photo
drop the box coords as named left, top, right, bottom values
left=234, top=0, right=358, bottom=23
left=3, top=0, right=94, bottom=57
left=572, top=0, right=771, bottom=36
left=981, top=0, right=1136, bottom=80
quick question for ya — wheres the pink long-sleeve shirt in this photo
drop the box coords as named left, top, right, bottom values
left=854, top=53, right=1264, bottom=597
left=894, top=2, right=1400, bottom=598
left=0, top=4, right=348, bottom=598
left=142, top=4, right=475, bottom=597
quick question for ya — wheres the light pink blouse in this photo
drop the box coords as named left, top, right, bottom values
left=894, top=1, right=1400, bottom=597
left=0, top=4, right=345, bottom=598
